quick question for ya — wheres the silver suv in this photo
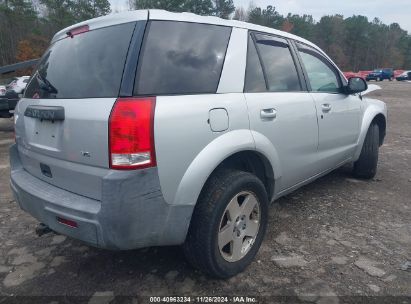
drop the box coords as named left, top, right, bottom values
left=10, top=10, right=387, bottom=278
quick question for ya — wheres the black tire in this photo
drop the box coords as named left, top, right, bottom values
left=183, top=169, right=268, bottom=278
left=353, top=123, right=379, bottom=179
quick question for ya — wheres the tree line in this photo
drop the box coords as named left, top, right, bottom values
left=0, top=0, right=410, bottom=74
left=0, top=0, right=111, bottom=69
left=242, top=5, right=411, bottom=71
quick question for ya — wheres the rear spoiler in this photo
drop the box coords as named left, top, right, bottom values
left=0, top=59, right=40, bottom=75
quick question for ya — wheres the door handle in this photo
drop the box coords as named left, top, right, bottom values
left=260, top=108, right=277, bottom=119
left=321, top=103, right=332, bottom=113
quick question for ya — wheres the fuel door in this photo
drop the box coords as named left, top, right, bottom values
left=209, top=108, right=229, bottom=132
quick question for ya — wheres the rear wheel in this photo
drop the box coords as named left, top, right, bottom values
left=353, top=123, right=380, bottom=179
left=183, top=169, right=268, bottom=278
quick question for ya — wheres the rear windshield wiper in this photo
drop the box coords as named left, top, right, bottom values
left=35, top=72, right=58, bottom=94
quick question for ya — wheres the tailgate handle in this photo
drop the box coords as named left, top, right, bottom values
left=24, top=105, right=65, bottom=121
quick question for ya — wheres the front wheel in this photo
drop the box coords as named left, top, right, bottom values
left=353, top=123, right=380, bottom=179
left=183, top=169, right=268, bottom=278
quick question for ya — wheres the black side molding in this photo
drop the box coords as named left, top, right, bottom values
left=24, top=105, right=65, bottom=121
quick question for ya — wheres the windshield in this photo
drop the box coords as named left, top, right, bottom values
left=373, top=69, right=382, bottom=72
left=25, top=22, right=136, bottom=99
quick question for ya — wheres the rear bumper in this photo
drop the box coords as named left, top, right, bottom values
left=9, top=144, right=193, bottom=250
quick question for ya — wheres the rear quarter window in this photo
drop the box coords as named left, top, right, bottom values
left=134, top=21, right=232, bottom=96
left=25, top=22, right=136, bottom=99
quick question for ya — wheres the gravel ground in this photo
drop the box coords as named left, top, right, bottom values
left=0, top=81, right=410, bottom=303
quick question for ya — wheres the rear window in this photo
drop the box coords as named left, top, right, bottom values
left=134, top=21, right=231, bottom=96
left=25, top=22, right=136, bottom=99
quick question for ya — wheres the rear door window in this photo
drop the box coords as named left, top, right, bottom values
left=254, top=34, right=301, bottom=92
left=134, top=21, right=231, bottom=95
left=25, top=22, right=136, bottom=99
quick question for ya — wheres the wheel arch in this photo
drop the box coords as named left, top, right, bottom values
left=353, top=104, right=387, bottom=161
left=208, top=150, right=275, bottom=201
left=172, top=130, right=280, bottom=207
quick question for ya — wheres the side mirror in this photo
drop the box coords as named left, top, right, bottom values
left=345, top=77, right=367, bottom=94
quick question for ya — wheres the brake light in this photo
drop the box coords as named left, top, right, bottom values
left=67, top=25, right=89, bottom=38
left=109, top=97, right=156, bottom=170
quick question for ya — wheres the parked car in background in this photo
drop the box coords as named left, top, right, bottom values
left=366, top=68, right=394, bottom=81
left=8, top=76, right=30, bottom=94
left=396, top=70, right=411, bottom=81
left=0, top=89, right=19, bottom=118
left=10, top=10, right=387, bottom=278
left=0, top=77, right=27, bottom=117
left=343, top=71, right=357, bottom=80
left=343, top=71, right=365, bottom=81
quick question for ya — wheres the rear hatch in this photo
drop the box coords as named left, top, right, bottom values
left=15, top=18, right=146, bottom=200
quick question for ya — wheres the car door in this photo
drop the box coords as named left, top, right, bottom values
left=244, top=33, right=319, bottom=192
left=295, top=42, right=361, bottom=172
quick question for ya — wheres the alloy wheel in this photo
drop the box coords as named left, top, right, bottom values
left=218, top=191, right=261, bottom=262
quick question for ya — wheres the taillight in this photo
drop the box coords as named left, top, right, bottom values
left=109, top=97, right=156, bottom=170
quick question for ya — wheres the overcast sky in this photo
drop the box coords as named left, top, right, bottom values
left=109, top=0, right=411, bottom=33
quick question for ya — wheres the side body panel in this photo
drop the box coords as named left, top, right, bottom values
left=217, top=28, right=247, bottom=93
left=311, top=93, right=362, bottom=171
left=245, top=93, right=319, bottom=191
left=154, top=94, right=251, bottom=205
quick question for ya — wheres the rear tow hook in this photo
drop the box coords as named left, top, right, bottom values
left=35, top=223, right=53, bottom=237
